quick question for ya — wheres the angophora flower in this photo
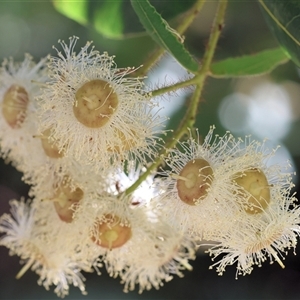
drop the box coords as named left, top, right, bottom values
left=0, top=54, right=48, bottom=168
left=0, top=199, right=98, bottom=298
left=0, top=34, right=299, bottom=298
left=154, top=127, right=245, bottom=239
left=206, top=187, right=300, bottom=277
left=200, top=135, right=300, bottom=276
left=73, top=194, right=196, bottom=294
left=37, top=36, right=162, bottom=169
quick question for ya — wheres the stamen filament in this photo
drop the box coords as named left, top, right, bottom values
left=16, top=258, right=34, bottom=279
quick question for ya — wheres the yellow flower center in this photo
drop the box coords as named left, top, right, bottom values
left=91, top=214, right=132, bottom=250
left=233, top=168, right=270, bottom=214
left=2, top=85, right=29, bottom=128
left=52, top=183, right=84, bottom=223
left=40, top=128, right=64, bottom=158
left=73, top=79, right=118, bottom=128
left=176, top=158, right=213, bottom=205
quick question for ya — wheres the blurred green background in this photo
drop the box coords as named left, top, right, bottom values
left=1, top=1, right=300, bottom=299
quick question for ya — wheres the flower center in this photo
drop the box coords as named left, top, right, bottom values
left=91, top=214, right=132, bottom=250
left=176, top=158, right=213, bottom=205
left=2, top=85, right=29, bottom=128
left=232, top=168, right=270, bottom=214
left=40, top=128, right=64, bottom=158
left=52, top=183, right=84, bottom=223
left=73, top=79, right=118, bottom=128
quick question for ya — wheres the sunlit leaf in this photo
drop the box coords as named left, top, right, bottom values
left=53, top=0, right=88, bottom=26
left=93, top=0, right=123, bottom=38
left=52, top=0, right=196, bottom=39
left=131, top=0, right=198, bottom=73
left=259, top=0, right=300, bottom=67
left=210, top=48, right=289, bottom=78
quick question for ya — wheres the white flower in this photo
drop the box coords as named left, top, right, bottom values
left=72, top=191, right=195, bottom=293
left=206, top=186, right=300, bottom=277
left=155, top=127, right=297, bottom=243
left=119, top=221, right=196, bottom=293
left=0, top=54, right=48, bottom=169
left=16, top=122, right=109, bottom=203
left=37, top=36, right=163, bottom=170
left=197, top=134, right=299, bottom=276
left=25, top=148, right=104, bottom=202
left=0, top=199, right=99, bottom=298
left=155, top=127, right=243, bottom=239
left=0, top=199, right=35, bottom=254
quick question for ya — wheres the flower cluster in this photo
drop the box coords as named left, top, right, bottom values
left=0, top=37, right=299, bottom=298
left=157, top=130, right=300, bottom=276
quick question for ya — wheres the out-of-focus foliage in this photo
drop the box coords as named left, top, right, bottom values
left=131, top=0, right=198, bottom=73
left=53, top=0, right=197, bottom=39
left=53, top=0, right=88, bottom=26
left=210, top=47, right=289, bottom=78
left=259, top=0, right=300, bottom=67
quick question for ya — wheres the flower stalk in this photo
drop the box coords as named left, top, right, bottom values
left=134, top=0, right=207, bottom=77
left=124, top=0, right=228, bottom=196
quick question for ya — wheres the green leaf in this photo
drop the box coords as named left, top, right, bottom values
left=52, top=0, right=196, bottom=39
left=93, top=0, right=123, bottom=38
left=53, top=0, right=88, bottom=25
left=259, top=0, right=300, bottom=67
left=130, top=0, right=198, bottom=73
left=210, top=48, right=289, bottom=78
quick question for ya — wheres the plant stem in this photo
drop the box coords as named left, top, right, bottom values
left=134, top=0, right=207, bottom=77
left=124, top=84, right=201, bottom=197
left=151, top=76, right=197, bottom=97
left=186, top=0, right=228, bottom=127
left=151, top=0, right=227, bottom=98
left=176, top=0, right=206, bottom=34
left=198, top=0, right=227, bottom=74
left=123, top=0, right=228, bottom=196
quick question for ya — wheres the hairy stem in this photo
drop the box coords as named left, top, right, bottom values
left=124, top=0, right=228, bottom=196
left=151, top=76, right=198, bottom=97
left=151, top=0, right=227, bottom=97
left=176, top=0, right=206, bottom=34
left=134, top=0, right=207, bottom=77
